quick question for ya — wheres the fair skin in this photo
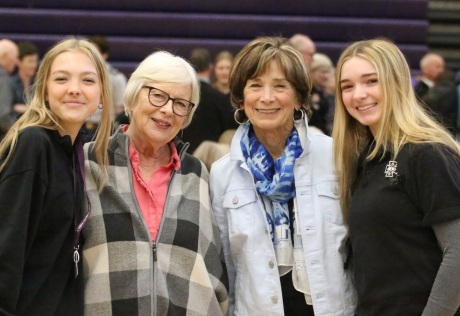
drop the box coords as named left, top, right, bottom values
left=214, top=58, right=232, bottom=94
left=46, top=51, right=101, bottom=143
left=340, top=56, right=382, bottom=137
left=127, top=82, right=190, bottom=182
left=0, top=40, right=19, bottom=74
left=422, top=54, right=444, bottom=82
left=291, top=36, right=316, bottom=67
left=299, top=40, right=316, bottom=67
left=241, top=60, right=299, bottom=160
left=311, top=66, right=332, bottom=90
left=14, top=53, right=39, bottom=114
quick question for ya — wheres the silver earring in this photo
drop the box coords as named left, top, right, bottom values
left=293, top=109, right=304, bottom=124
left=234, top=108, right=249, bottom=125
left=98, top=104, right=103, bottom=109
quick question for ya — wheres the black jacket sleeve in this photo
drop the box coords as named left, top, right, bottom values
left=0, top=130, right=47, bottom=315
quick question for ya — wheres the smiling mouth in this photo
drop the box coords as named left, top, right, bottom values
left=256, top=109, right=279, bottom=114
left=152, top=118, right=170, bottom=127
left=64, top=102, right=84, bottom=106
left=356, top=103, right=377, bottom=111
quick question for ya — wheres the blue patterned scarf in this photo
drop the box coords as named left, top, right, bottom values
left=240, top=123, right=303, bottom=250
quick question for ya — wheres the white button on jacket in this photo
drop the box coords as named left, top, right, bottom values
left=210, top=119, right=357, bottom=316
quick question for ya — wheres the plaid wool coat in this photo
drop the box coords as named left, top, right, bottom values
left=82, top=126, right=229, bottom=316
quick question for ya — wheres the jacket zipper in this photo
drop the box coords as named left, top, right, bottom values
left=152, top=242, right=157, bottom=262
left=151, top=141, right=189, bottom=316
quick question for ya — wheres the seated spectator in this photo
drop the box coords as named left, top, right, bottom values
left=310, top=53, right=335, bottom=134
left=10, top=42, right=39, bottom=118
left=0, top=39, right=18, bottom=135
left=182, top=48, right=236, bottom=153
left=193, top=141, right=230, bottom=171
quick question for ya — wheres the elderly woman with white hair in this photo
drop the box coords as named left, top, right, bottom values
left=82, top=51, right=229, bottom=316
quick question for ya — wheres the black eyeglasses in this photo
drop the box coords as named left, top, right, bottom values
left=142, top=86, right=195, bottom=116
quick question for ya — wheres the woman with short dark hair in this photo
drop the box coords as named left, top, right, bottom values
left=11, top=42, right=39, bottom=116
left=210, top=36, right=356, bottom=316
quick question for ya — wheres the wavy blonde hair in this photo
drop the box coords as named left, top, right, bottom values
left=332, top=39, right=460, bottom=216
left=0, top=37, right=112, bottom=183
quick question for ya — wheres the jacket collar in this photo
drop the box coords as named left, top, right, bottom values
left=49, top=129, right=85, bottom=157
left=230, top=114, right=312, bottom=162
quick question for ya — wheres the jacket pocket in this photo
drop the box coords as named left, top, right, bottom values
left=223, top=189, right=257, bottom=230
left=222, top=189, right=257, bottom=253
left=315, top=181, right=343, bottom=225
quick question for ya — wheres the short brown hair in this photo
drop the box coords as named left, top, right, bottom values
left=189, top=48, right=211, bottom=72
left=18, top=42, right=38, bottom=60
left=229, top=37, right=312, bottom=114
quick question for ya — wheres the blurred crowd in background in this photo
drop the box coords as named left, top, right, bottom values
left=1, top=33, right=459, bottom=169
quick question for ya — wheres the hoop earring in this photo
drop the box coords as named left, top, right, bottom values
left=98, top=104, right=103, bottom=109
left=293, top=109, right=304, bottom=124
left=234, top=108, right=248, bottom=125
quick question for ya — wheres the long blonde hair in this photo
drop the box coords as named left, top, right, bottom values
left=332, top=39, right=460, bottom=216
left=0, top=37, right=112, bottom=182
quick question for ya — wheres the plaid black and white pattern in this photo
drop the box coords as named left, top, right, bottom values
left=82, top=126, right=229, bottom=316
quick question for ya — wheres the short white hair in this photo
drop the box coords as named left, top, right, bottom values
left=289, top=34, right=314, bottom=51
left=0, top=39, right=17, bottom=59
left=420, top=53, right=443, bottom=70
left=123, top=51, right=200, bottom=128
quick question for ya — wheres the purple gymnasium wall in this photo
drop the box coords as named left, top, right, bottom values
left=0, top=0, right=428, bottom=76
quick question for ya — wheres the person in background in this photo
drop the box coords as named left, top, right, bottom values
left=83, top=51, right=229, bottom=316
left=10, top=42, right=39, bottom=117
left=182, top=47, right=236, bottom=153
left=0, top=38, right=112, bottom=316
left=415, top=53, right=445, bottom=100
left=290, top=35, right=326, bottom=134
left=416, top=53, right=457, bottom=135
left=210, top=36, right=356, bottom=316
left=310, top=53, right=335, bottom=134
left=333, top=39, right=460, bottom=316
left=213, top=50, right=233, bottom=95
left=0, top=39, right=18, bottom=134
left=85, top=36, right=128, bottom=139
left=289, top=34, right=316, bottom=67
left=423, top=69, right=458, bottom=136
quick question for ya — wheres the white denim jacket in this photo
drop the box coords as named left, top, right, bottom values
left=210, top=119, right=357, bottom=316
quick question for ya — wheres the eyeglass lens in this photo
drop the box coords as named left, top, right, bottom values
left=149, top=88, right=192, bottom=116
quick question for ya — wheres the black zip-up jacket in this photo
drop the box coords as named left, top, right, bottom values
left=0, top=126, right=84, bottom=316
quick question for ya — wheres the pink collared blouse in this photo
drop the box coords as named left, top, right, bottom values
left=123, top=125, right=180, bottom=241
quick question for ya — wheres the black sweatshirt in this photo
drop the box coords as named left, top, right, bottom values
left=0, top=126, right=84, bottom=316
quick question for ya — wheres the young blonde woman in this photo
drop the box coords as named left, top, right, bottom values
left=0, top=38, right=112, bottom=316
left=333, top=39, right=460, bottom=316
left=212, top=50, right=233, bottom=95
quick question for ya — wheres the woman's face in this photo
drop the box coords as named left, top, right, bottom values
left=47, top=51, right=101, bottom=131
left=311, top=66, right=331, bottom=89
left=215, top=58, right=232, bottom=85
left=130, top=82, right=190, bottom=148
left=18, top=53, right=38, bottom=78
left=242, top=60, right=299, bottom=135
left=340, top=56, right=382, bottom=136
